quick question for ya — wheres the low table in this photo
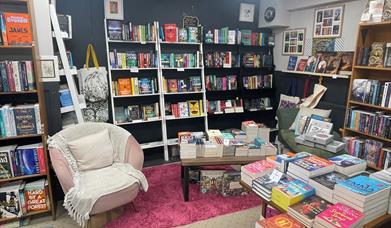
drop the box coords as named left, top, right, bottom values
left=180, top=156, right=265, bottom=202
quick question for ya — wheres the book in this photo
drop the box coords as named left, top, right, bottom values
left=107, top=20, right=122, bottom=40
left=295, top=57, right=308, bottom=71
left=117, top=78, right=132, bottom=95
left=13, top=105, right=37, bottom=135
left=288, top=195, right=332, bottom=227
left=241, top=160, right=275, bottom=186
left=16, top=143, right=44, bottom=176
left=3, top=13, right=32, bottom=45
left=188, top=100, right=200, bottom=117
left=24, top=179, right=48, bottom=213
left=200, top=170, right=224, bottom=194
left=314, top=203, right=364, bottom=228
left=287, top=56, right=298, bottom=71
left=308, top=172, right=348, bottom=202
left=0, top=180, right=23, bottom=218
left=329, top=154, right=366, bottom=176
left=304, top=56, right=317, bottom=72
left=0, top=145, right=16, bottom=179
left=288, top=155, right=335, bottom=178
left=369, top=42, right=386, bottom=67
left=164, top=24, right=177, bottom=42
left=221, top=171, right=244, bottom=197
left=324, top=54, right=341, bottom=74
left=338, top=52, right=354, bottom=75
left=256, top=213, right=304, bottom=228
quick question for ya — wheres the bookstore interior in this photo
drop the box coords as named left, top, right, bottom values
left=2, top=0, right=391, bottom=227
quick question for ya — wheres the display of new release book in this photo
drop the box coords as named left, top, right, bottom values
left=314, top=203, right=364, bottom=228
left=256, top=213, right=304, bottom=228
left=241, top=160, right=275, bottom=186
left=314, top=140, right=345, bottom=153
left=329, top=154, right=366, bottom=176
left=271, top=177, right=315, bottom=210
left=252, top=172, right=288, bottom=201
left=287, top=195, right=332, bottom=227
left=308, top=171, right=349, bottom=202
left=304, top=132, right=333, bottom=145
left=288, top=155, right=335, bottom=179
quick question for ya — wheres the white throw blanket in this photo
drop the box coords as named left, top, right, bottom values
left=49, top=133, right=148, bottom=227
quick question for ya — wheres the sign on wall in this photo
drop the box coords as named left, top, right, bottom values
left=282, top=28, right=306, bottom=55
left=313, top=5, right=344, bottom=38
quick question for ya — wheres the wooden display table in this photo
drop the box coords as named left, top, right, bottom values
left=180, top=156, right=265, bottom=201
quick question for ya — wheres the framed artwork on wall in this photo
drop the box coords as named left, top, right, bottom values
left=313, top=5, right=344, bottom=38
left=104, top=0, right=124, bottom=20
left=282, top=28, right=306, bottom=55
left=239, top=3, right=255, bottom=22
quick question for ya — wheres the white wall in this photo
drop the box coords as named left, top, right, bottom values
left=267, top=0, right=366, bottom=71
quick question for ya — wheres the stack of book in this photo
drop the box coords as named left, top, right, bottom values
left=109, top=50, right=157, bottom=69
left=165, top=100, right=203, bottom=118
left=161, top=53, right=201, bottom=68
left=287, top=195, right=332, bottom=227
left=329, top=154, right=366, bottom=176
left=266, top=152, right=310, bottom=173
left=314, top=203, right=364, bottom=228
left=178, top=132, right=205, bottom=159
left=0, top=61, right=35, bottom=92
left=205, top=75, right=238, bottom=91
left=369, top=168, right=391, bottom=214
left=240, top=160, right=275, bottom=186
left=244, top=98, right=272, bottom=111
left=287, top=155, right=335, bottom=183
left=203, top=140, right=224, bottom=157
left=334, top=175, right=391, bottom=223
left=220, top=132, right=235, bottom=157
left=113, top=77, right=158, bottom=96
left=308, top=171, right=348, bottom=202
left=0, top=104, right=42, bottom=138
left=242, top=74, right=273, bottom=89
left=106, top=20, right=157, bottom=42
left=207, top=99, right=244, bottom=114
left=114, top=103, right=160, bottom=123
left=163, top=77, right=202, bottom=93
left=255, top=213, right=304, bottom=228
left=252, top=171, right=287, bottom=201
left=241, top=120, right=259, bottom=141
left=271, top=177, right=315, bottom=211
left=351, top=79, right=391, bottom=108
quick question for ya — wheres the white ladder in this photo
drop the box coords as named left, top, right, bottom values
left=49, top=4, right=84, bottom=124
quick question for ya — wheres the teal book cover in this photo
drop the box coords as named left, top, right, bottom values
left=337, top=175, right=390, bottom=196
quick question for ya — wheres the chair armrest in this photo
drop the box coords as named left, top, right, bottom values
left=49, top=148, right=74, bottom=193
left=124, top=135, right=144, bottom=170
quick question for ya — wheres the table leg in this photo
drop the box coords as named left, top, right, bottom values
left=261, top=200, right=267, bottom=218
left=181, top=165, right=184, bottom=179
left=183, top=166, right=189, bottom=202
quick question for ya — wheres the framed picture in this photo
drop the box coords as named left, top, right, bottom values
left=282, top=28, right=306, bottom=55
left=239, top=3, right=255, bottom=22
left=313, top=5, right=344, bottom=38
left=39, top=55, right=59, bottom=82
left=104, top=0, right=124, bottom=20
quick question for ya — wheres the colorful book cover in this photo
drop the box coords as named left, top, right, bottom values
left=142, top=104, right=156, bottom=119
left=274, top=178, right=315, bottom=199
left=24, top=179, right=48, bottom=212
left=188, top=100, right=200, bottom=117
left=13, top=105, right=37, bottom=135
left=178, top=102, right=189, bottom=117
left=310, top=172, right=348, bottom=190
left=17, top=146, right=40, bottom=175
left=316, top=203, right=364, bottom=228
left=139, top=78, right=152, bottom=94
left=291, top=156, right=334, bottom=172
left=254, top=174, right=288, bottom=193
left=0, top=146, right=13, bottom=179
left=289, top=195, right=332, bottom=220
left=200, top=170, right=224, bottom=194
left=3, top=13, right=32, bottom=45
left=258, top=213, right=304, bottom=228
left=167, top=79, right=178, bottom=93
left=287, top=56, right=298, bottom=71
left=329, top=154, right=366, bottom=167
left=241, top=160, right=275, bottom=176
left=117, top=78, right=132, bottom=95
left=107, top=20, right=122, bottom=40
left=221, top=171, right=244, bottom=197
left=336, top=175, right=390, bottom=196
left=164, top=24, right=177, bottom=42
left=0, top=181, right=22, bottom=218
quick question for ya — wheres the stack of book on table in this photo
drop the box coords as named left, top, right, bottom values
left=370, top=168, right=391, bottom=214
left=240, top=160, right=275, bottom=186
left=314, top=203, right=364, bottom=228
left=308, top=171, right=348, bottom=203
left=334, top=175, right=391, bottom=224
left=178, top=131, right=205, bottom=159
left=287, top=195, right=332, bottom=227
left=287, top=155, right=335, bottom=183
left=252, top=170, right=287, bottom=201
left=255, top=213, right=304, bottom=228
left=329, top=154, right=367, bottom=176
left=266, top=152, right=310, bottom=172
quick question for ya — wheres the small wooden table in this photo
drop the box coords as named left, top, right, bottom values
left=180, top=156, right=265, bottom=202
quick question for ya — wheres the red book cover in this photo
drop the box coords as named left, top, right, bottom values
left=37, top=146, right=46, bottom=174
left=251, top=32, right=257, bottom=46
left=164, top=24, right=177, bottom=42
left=4, top=13, right=32, bottom=45
left=6, top=62, right=15, bottom=91
left=25, top=187, right=48, bottom=212
left=258, top=213, right=304, bottom=228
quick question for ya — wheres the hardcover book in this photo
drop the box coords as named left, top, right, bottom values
left=316, top=203, right=364, bottom=228
left=107, top=20, right=122, bottom=40
left=117, top=78, right=132, bottom=95
left=24, top=179, right=48, bottom=212
left=336, top=175, right=390, bottom=196
left=287, top=56, right=298, bottom=71
left=310, top=172, right=348, bottom=190
left=3, top=13, right=32, bottom=45
left=288, top=195, right=332, bottom=221
left=139, top=78, right=152, bottom=94
left=188, top=100, right=200, bottom=117
left=13, top=105, right=37, bottom=135
left=291, top=156, right=334, bottom=172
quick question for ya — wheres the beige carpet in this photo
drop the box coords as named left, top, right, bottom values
left=2, top=205, right=261, bottom=228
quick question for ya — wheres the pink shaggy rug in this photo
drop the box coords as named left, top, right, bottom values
left=105, top=163, right=260, bottom=228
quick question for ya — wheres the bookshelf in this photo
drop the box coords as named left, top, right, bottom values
left=0, top=0, right=55, bottom=223
left=281, top=70, right=350, bottom=79
left=343, top=20, right=391, bottom=170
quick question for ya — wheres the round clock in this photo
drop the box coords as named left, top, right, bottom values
left=264, top=7, right=276, bottom=22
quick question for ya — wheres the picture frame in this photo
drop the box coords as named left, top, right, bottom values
left=313, top=5, right=344, bottom=38
left=39, top=55, right=59, bottom=82
left=104, top=0, right=124, bottom=20
left=239, top=3, right=255, bottom=22
left=282, top=28, right=306, bottom=55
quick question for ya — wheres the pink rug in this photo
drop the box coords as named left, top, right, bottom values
left=105, top=163, right=260, bottom=228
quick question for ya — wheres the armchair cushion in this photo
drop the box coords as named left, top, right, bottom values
left=68, top=129, right=114, bottom=171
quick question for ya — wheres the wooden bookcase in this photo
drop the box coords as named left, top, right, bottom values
left=0, top=0, right=55, bottom=224
left=343, top=21, right=391, bottom=171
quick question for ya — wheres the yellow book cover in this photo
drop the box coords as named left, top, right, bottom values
left=271, top=188, right=293, bottom=211
left=163, top=78, right=167, bottom=93
left=122, top=53, right=126, bottom=69
left=188, top=100, right=200, bottom=116
left=199, top=100, right=203, bottom=115
left=131, top=78, right=136, bottom=95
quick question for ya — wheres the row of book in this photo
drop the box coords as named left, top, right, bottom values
left=288, top=52, right=354, bottom=75
left=109, top=50, right=157, bottom=69
left=0, top=61, right=35, bottom=92
left=0, top=12, right=33, bottom=46
left=243, top=74, right=272, bottom=89
left=351, top=79, right=391, bottom=107
left=357, top=42, right=391, bottom=68
left=112, top=77, right=158, bottom=96
left=204, top=51, right=239, bottom=68
left=106, top=20, right=157, bottom=42
left=114, top=103, right=160, bottom=124
left=207, top=99, right=244, bottom=114
left=242, top=53, right=263, bottom=68
left=246, top=153, right=390, bottom=226
left=344, top=136, right=391, bottom=170
left=162, top=77, right=202, bottom=93
left=0, top=178, right=49, bottom=219
left=161, top=53, right=202, bottom=68
left=0, top=104, right=41, bottom=138
left=345, top=108, right=391, bottom=139
left=0, top=144, right=46, bottom=179
left=205, top=75, right=238, bottom=91
left=244, top=98, right=272, bottom=111
left=204, top=28, right=270, bottom=46
left=165, top=100, right=204, bottom=118
left=160, top=24, right=201, bottom=43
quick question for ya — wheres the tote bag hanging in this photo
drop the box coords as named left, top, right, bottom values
left=78, top=44, right=109, bottom=122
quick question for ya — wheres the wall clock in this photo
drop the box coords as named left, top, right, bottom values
left=264, top=7, right=276, bottom=22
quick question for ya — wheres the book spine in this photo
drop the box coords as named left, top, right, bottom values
left=37, top=146, right=46, bottom=174
left=12, top=61, right=21, bottom=91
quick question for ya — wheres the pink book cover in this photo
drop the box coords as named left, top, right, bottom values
left=222, top=77, right=227, bottom=91
left=242, top=160, right=275, bottom=175
left=317, top=203, right=364, bottom=228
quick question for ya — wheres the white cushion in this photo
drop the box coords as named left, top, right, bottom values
left=68, top=129, right=114, bottom=171
left=289, top=107, right=331, bottom=131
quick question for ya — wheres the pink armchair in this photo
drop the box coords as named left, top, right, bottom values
left=49, top=123, right=144, bottom=224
